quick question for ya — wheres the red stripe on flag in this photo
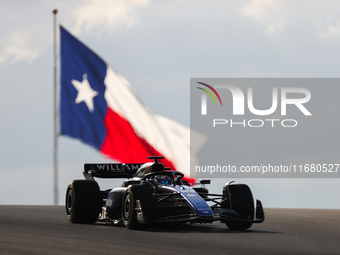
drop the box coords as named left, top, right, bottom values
left=100, top=108, right=195, bottom=183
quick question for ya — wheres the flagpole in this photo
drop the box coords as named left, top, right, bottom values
left=52, top=9, right=59, bottom=205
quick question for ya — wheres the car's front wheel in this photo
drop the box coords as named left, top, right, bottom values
left=223, top=184, right=254, bottom=230
left=122, top=185, right=154, bottom=229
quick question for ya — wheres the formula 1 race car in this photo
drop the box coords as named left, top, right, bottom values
left=65, top=156, right=264, bottom=230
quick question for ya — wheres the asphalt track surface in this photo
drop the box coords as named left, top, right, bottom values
left=0, top=206, right=339, bottom=255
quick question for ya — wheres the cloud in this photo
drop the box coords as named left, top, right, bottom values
left=240, top=0, right=340, bottom=37
left=318, top=24, right=340, bottom=38
left=0, top=0, right=151, bottom=65
left=240, top=0, right=288, bottom=34
left=71, top=0, right=150, bottom=36
left=0, top=29, right=42, bottom=64
left=1, top=0, right=340, bottom=66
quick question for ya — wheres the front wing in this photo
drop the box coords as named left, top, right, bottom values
left=135, top=193, right=265, bottom=224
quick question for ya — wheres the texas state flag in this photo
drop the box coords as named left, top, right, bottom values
left=60, top=26, right=201, bottom=181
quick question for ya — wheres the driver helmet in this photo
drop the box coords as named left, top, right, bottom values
left=155, top=175, right=172, bottom=185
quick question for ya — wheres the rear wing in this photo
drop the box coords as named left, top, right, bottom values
left=83, top=163, right=144, bottom=180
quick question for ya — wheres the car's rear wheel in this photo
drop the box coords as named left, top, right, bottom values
left=122, top=185, right=154, bottom=229
left=223, top=184, right=254, bottom=230
left=65, top=180, right=102, bottom=224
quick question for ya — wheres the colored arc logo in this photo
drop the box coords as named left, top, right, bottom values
left=196, top=82, right=222, bottom=106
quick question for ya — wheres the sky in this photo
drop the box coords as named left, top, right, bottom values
left=0, top=0, right=340, bottom=208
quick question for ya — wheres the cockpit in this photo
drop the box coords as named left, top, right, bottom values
left=154, top=174, right=173, bottom=185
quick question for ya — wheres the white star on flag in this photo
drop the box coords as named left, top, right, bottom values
left=71, top=74, right=98, bottom=112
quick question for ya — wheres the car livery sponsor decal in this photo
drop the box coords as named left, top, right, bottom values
left=90, top=163, right=144, bottom=172
left=105, top=193, right=119, bottom=209
left=173, top=187, right=213, bottom=216
left=106, top=197, right=113, bottom=207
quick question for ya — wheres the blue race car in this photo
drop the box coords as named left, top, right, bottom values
left=65, top=156, right=264, bottom=230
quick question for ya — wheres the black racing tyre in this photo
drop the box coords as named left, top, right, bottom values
left=65, top=180, right=102, bottom=224
left=224, top=184, right=254, bottom=230
left=122, top=185, right=154, bottom=230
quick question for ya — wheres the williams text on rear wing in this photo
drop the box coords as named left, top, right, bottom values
left=83, top=163, right=144, bottom=180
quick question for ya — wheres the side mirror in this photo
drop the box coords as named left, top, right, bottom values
left=200, top=180, right=211, bottom=185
